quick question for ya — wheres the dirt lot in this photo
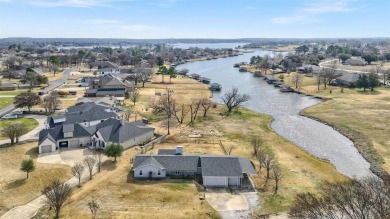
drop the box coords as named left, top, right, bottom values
left=0, top=142, right=71, bottom=216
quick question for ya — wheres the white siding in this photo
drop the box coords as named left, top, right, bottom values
left=39, top=138, right=56, bottom=153
left=69, top=139, right=79, bottom=148
left=228, top=177, right=240, bottom=186
left=203, top=177, right=227, bottom=187
left=134, top=165, right=166, bottom=178
left=121, top=130, right=154, bottom=149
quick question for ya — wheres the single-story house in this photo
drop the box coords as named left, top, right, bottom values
left=89, top=75, right=134, bottom=91
left=96, top=68, right=120, bottom=76
left=76, top=96, right=120, bottom=107
left=0, top=82, right=17, bottom=91
left=85, top=88, right=126, bottom=98
left=89, top=61, right=117, bottom=70
left=332, top=73, right=361, bottom=87
left=297, top=65, right=321, bottom=74
left=132, top=146, right=257, bottom=187
left=189, top=73, right=201, bottom=80
left=345, top=58, right=367, bottom=66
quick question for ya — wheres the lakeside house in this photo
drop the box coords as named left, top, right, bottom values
left=344, top=58, right=367, bottom=66
left=264, top=75, right=278, bottom=84
left=198, top=77, right=211, bottom=84
left=332, top=73, right=361, bottom=87
left=132, top=146, right=257, bottom=187
left=38, top=103, right=154, bottom=153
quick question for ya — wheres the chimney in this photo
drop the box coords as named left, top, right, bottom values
left=176, top=146, right=183, bottom=155
left=121, top=118, right=125, bottom=126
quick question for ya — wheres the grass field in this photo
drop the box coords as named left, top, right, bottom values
left=0, top=97, right=14, bottom=110
left=0, top=142, right=71, bottom=216
left=0, top=118, right=39, bottom=140
left=0, top=90, right=22, bottom=96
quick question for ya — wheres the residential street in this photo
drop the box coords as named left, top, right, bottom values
left=0, top=69, right=73, bottom=117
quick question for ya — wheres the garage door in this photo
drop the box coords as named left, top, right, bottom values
left=41, top=145, right=52, bottom=153
left=204, top=177, right=226, bottom=187
left=59, top=141, right=68, bottom=148
left=228, top=177, right=240, bottom=186
left=69, top=140, right=79, bottom=148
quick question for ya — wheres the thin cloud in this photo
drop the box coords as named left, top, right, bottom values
left=27, top=0, right=135, bottom=8
left=270, top=0, right=356, bottom=25
left=302, top=1, right=356, bottom=13
left=270, top=15, right=319, bottom=25
left=85, top=19, right=122, bottom=25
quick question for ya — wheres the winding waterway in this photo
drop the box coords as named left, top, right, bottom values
left=176, top=48, right=373, bottom=178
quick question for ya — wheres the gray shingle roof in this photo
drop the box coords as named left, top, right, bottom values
left=133, top=155, right=200, bottom=172
left=38, top=123, right=91, bottom=144
left=238, top=158, right=257, bottom=174
left=63, top=124, right=74, bottom=132
left=336, top=73, right=361, bottom=83
left=158, top=149, right=178, bottom=155
left=200, top=156, right=243, bottom=177
left=95, top=119, right=154, bottom=143
left=136, top=157, right=165, bottom=170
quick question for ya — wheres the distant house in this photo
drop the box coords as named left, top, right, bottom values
left=189, top=73, right=201, bottom=80
left=85, top=88, right=126, bottom=98
left=198, top=77, right=211, bottom=84
left=76, top=96, right=119, bottom=107
left=77, top=77, right=90, bottom=87
left=38, top=103, right=154, bottom=153
left=89, top=61, right=117, bottom=70
left=132, top=146, right=257, bottom=187
left=96, top=68, right=120, bottom=76
left=209, top=83, right=222, bottom=91
left=0, top=82, right=17, bottom=91
left=345, top=58, right=367, bottom=66
left=333, top=73, right=361, bottom=87
left=297, top=65, right=321, bottom=74
left=89, top=75, right=134, bottom=91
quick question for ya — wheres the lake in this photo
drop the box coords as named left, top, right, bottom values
left=176, top=48, right=373, bottom=178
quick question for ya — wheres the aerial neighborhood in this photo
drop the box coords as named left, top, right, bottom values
left=0, top=7, right=390, bottom=218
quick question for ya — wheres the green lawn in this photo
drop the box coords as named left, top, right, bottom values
left=0, top=90, right=22, bottom=96
left=0, top=118, right=39, bottom=140
left=0, top=97, right=14, bottom=110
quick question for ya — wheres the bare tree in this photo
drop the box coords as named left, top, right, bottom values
left=251, top=136, right=262, bottom=157
left=95, top=149, right=104, bottom=173
left=42, top=93, right=61, bottom=114
left=42, top=180, right=72, bottom=219
left=290, top=176, right=390, bottom=219
left=72, top=162, right=85, bottom=187
left=84, top=156, right=97, bottom=180
left=221, top=87, right=250, bottom=113
left=151, top=88, right=176, bottom=135
left=2, top=122, right=28, bottom=145
left=189, top=99, right=202, bottom=124
left=172, top=103, right=188, bottom=124
left=123, top=106, right=133, bottom=121
left=290, top=72, right=304, bottom=89
left=129, top=90, right=140, bottom=106
left=322, top=61, right=338, bottom=88
left=226, top=145, right=235, bottom=155
left=138, top=68, right=153, bottom=87
left=261, top=153, right=275, bottom=179
left=88, top=199, right=100, bottom=219
left=200, top=98, right=214, bottom=117
left=272, top=165, right=283, bottom=194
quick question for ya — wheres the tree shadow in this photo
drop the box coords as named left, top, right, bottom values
left=101, top=160, right=117, bottom=171
left=357, top=90, right=381, bottom=95
left=25, top=146, right=39, bottom=159
left=6, top=178, right=27, bottom=189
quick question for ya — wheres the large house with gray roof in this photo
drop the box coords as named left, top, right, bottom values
left=132, top=146, right=257, bottom=187
left=38, top=103, right=154, bottom=153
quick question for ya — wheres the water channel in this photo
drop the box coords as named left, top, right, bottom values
left=176, top=47, right=373, bottom=178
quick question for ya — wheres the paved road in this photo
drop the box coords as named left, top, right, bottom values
left=0, top=69, right=74, bottom=117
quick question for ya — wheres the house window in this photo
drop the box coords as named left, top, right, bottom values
left=139, top=170, right=143, bottom=175
left=158, top=170, right=161, bottom=175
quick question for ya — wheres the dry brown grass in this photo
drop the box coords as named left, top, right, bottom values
left=37, top=147, right=220, bottom=219
left=0, top=142, right=71, bottom=216
left=43, top=71, right=64, bottom=81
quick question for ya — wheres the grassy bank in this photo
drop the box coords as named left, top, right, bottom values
left=0, top=97, right=14, bottom=110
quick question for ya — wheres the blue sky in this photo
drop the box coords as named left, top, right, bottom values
left=0, top=0, right=389, bottom=38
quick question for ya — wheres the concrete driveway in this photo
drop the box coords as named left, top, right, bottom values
left=206, top=188, right=259, bottom=219
left=37, top=147, right=104, bottom=166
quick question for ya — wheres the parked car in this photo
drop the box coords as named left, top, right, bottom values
left=12, top=111, right=23, bottom=115
left=2, top=114, right=18, bottom=119
left=38, top=91, right=46, bottom=95
left=55, top=105, right=63, bottom=110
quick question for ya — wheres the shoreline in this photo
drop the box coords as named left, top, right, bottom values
left=177, top=56, right=378, bottom=179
